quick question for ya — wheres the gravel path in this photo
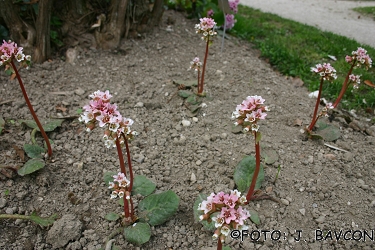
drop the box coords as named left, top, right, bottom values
left=240, top=0, right=375, bottom=48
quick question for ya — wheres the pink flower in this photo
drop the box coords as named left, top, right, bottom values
left=229, top=0, right=240, bottom=14
left=349, top=47, right=372, bottom=69
left=311, top=63, right=337, bottom=81
left=0, top=40, right=30, bottom=66
left=224, top=14, right=237, bottom=30
left=234, top=206, right=250, bottom=225
left=213, top=191, right=227, bottom=204
left=224, top=194, right=239, bottom=208
left=200, top=200, right=214, bottom=214
left=207, top=9, right=214, bottom=17
left=195, top=18, right=217, bottom=42
left=190, top=57, right=202, bottom=72
left=220, top=207, right=236, bottom=224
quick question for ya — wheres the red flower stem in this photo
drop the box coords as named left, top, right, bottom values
left=123, top=135, right=134, bottom=192
left=217, top=238, right=222, bottom=250
left=197, top=70, right=201, bottom=93
left=115, top=138, right=126, bottom=175
left=199, top=39, right=210, bottom=95
left=333, top=62, right=355, bottom=108
left=307, top=78, right=324, bottom=131
left=246, top=132, right=261, bottom=203
left=11, top=61, right=52, bottom=157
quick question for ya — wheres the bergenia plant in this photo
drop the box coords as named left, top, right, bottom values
left=80, top=90, right=179, bottom=245
left=0, top=40, right=52, bottom=157
left=307, top=47, right=372, bottom=133
left=195, top=17, right=217, bottom=95
left=197, top=190, right=250, bottom=250
left=190, top=56, right=202, bottom=88
left=232, top=95, right=268, bottom=202
left=79, top=90, right=137, bottom=223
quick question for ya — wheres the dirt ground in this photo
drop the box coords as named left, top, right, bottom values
left=1, top=10, right=375, bottom=250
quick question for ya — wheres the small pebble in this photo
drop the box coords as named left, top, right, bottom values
left=192, top=117, right=198, bottom=122
left=299, top=208, right=306, bottom=216
left=190, top=173, right=196, bottom=182
left=181, top=120, right=191, bottom=127
left=134, top=102, right=144, bottom=108
left=281, top=198, right=289, bottom=206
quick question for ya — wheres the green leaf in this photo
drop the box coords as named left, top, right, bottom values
left=103, top=171, right=117, bottom=186
left=186, top=95, right=200, bottom=105
left=23, top=144, right=46, bottom=159
left=261, top=148, right=279, bottom=165
left=138, top=190, right=179, bottom=226
left=17, top=158, right=45, bottom=176
left=249, top=210, right=260, bottom=225
left=178, top=90, right=193, bottom=98
left=105, top=212, right=120, bottom=221
left=223, top=247, right=232, bottom=250
left=29, top=212, right=57, bottom=227
left=315, top=122, right=341, bottom=142
left=119, top=197, right=124, bottom=206
left=124, top=222, right=151, bottom=245
left=19, top=119, right=64, bottom=132
left=0, top=116, right=5, bottom=134
left=132, top=175, right=156, bottom=196
left=189, top=104, right=201, bottom=113
left=193, top=193, right=215, bottom=231
left=233, top=155, right=264, bottom=193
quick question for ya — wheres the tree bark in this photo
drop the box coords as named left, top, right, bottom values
left=95, top=0, right=128, bottom=50
left=34, top=0, right=53, bottom=63
left=150, top=0, right=165, bottom=26
left=0, top=0, right=36, bottom=51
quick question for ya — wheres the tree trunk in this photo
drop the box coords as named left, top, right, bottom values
left=95, top=0, right=128, bottom=50
left=34, top=0, right=53, bottom=63
left=150, top=0, right=165, bottom=26
left=0, top=0, right=36, bottom=52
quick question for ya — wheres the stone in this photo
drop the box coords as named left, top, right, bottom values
left=134, top=102, right=144, bottom=108
left=74, top=87, right=85, bottom=96
left=181, top=120, right=191, bottom=127
left=299, top=208, right=306, bottom=216
left=47, top=214, right=83, bottom=249
left=0, top=198, right=7, bottom=208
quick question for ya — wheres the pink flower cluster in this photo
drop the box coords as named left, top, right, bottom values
left=349, top=74, right=361, bottom=89
left=207, top=9, right=214, bottom=17
left=229, top=0, right=240, bottom=14
left=195, top=17, right=217, bottom=42
left=224, top=14, right=237, bottom=30
left=108, top=172, right=131, bottom=199
left=189, top=57, right=202, bottom=72
left=311, top=63, right=337, bottom=81
left=345, top=47, right=372, bottom=69
left=232, top=95, right=268, bottom=132
left=198, top=190, right=250, bottom=243
left=0, top=40, right=31, bottom=67
left=79, top=90, right=137, bottom=148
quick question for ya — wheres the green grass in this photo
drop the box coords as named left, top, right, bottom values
left=353, top=6, right=375, bottom=19
left=230, top=5, right=375, bottom=110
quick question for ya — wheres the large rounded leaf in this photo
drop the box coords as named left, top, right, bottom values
left=20, top=119, right=64, bottom=132
left=17, top=158, right=45, bottom=176
left=24, top=144, right=46, bottom=159
left=138, top=190, right=179, bottom=226
left=233, top=155, right=264, bottom=193
left=124, top=222, right=151, bottom=245
left=132, top=175, right=156, bottom=196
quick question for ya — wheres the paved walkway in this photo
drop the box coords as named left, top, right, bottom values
left=240, top=0, right=375, bottom=48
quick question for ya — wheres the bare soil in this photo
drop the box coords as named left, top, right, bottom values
left=1, top=10, right=375, bottom=250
